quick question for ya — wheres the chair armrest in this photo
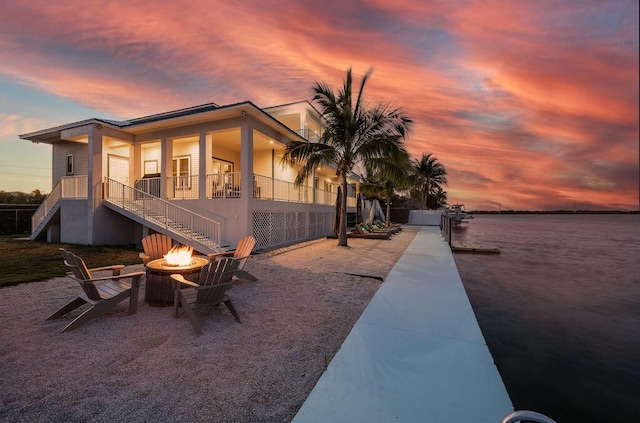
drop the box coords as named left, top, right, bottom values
left=139, top=253, right=150, bottom=264
left=207, top=250, right=234, bottom=259
left=88, top=271, right=145, bottom=282
left=170, top=273, right=199, bottom=288
left=88, top=264, right=126, bottom=276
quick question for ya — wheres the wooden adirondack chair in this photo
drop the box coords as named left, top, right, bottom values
left=48, top=249, right=145, bottom=332
left=139, top=233, right=173, bottom=264
left=171, top=258, right=241, bottom=336
left=208, top=235, right=257, bottom=281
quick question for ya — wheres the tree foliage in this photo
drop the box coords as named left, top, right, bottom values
left=0, top=190, right=47, bottom=205
left=282, top=67, right=412, bottom=246
left=412, top=153, right=448, bottom=209
left=359, top=148, right=413, bottom=225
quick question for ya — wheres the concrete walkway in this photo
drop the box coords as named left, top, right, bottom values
left=293, top=226, right=513, bottom=422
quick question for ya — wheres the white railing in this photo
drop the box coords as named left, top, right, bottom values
left=167, top=175, right=200, bottom=199
left=273, top=178, right=312, bottom=203
left=207, top=172, right=241, bottom=198
left=294, top=128, right=321, bottom=142
left=134, top=177, right=161, bottom=197
left=253, top=174, right=355, bottom=207
left=315, top=188, right=338, bottom=206
left=130, top=171, right=355, bottom=207
left=31, top=175, right=88, bottom=232
left=253, top=174, right=272, bottom=200
left=253, top=174, right=314, bottom=203
left=104, top=177, right=222, bottom=250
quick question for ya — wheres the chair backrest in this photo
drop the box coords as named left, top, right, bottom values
left=195, top=258, right=239, bottom=305
left=60, top=248, right=101, bottom=300
left=233, top=236, right=256, bottom=269
left=141, top=233, right=173, bottom=261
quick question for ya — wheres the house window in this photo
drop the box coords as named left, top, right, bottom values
left=212, top=157, right=234, bottom=185
left=173, top=155, right=191, bottom=189
left=66, top=154, right=74, bottom=175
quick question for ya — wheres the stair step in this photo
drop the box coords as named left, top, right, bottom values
left=104, top=197, right=221, bottom=253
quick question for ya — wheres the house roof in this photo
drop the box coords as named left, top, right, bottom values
left=19, top=101, right=306, bottom=144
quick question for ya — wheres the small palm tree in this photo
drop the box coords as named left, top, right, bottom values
left=282, top=67, right=412, bottom=246
left=360, top=148, right=413, bottom=226
left=425, top=185, right=448, bottom=209
left=413, top=153, right=448, bottom=209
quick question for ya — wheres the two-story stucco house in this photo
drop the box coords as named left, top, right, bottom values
left=20, top=100, right=361, bottom=253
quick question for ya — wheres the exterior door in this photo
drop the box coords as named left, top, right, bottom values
left=109, top=155, right=129, bottom=184
left=108, top=155, right=130, bottom=199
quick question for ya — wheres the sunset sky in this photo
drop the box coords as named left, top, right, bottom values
left=0, top=0, right=638, bottom=211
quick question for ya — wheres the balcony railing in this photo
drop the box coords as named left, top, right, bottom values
left=293, top=128, right=321, bottom=142
left=253, top=174, right=315, bottom=203
left=134, top=177, right=161, bottom=197
left=207, top=172, right=241, bottom=198
left=167, top=175, right=200, bottom=199
left=129, top=172, right=355, bottom=207
left=314, top=188, right=337, bottom=206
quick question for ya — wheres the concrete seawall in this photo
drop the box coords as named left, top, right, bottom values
left=293, top=226, right=513, bottom=422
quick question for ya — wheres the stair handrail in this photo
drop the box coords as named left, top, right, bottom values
left=31, top=175, right=88, bottom=232
left=103, top=177, right=222, bottom=249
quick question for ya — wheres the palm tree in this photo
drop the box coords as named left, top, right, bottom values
left=425, top=185, right=448, bottom=209
left=282, top=67, right=412, bottom=246
left=413, top=153, right=448, bottom=209
left=360, top=148, right=413, bottom=226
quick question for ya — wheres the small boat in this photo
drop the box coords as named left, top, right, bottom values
left=444, top=204, right=473, bottom=226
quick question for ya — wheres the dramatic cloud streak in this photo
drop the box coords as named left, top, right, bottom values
left=0, top=0, right=637, bottom=210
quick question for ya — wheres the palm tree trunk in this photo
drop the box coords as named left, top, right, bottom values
left=338, top=177, right=348, bottom=246
left=424, top=177, right=431, bottom=209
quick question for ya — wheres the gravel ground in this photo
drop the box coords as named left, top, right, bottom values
left=0, top=227, right=418, bottom=423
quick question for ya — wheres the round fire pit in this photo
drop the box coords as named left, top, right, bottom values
left=145, top=256, right=209, bottom=306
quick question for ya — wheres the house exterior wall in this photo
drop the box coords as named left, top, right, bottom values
left=140, top=142, right=161, bottom=176
left=211, top=142, right=240, bottom=170
left=58, top=199, right=90, bottom=244
left=53, top=141, right=88, bottom=185
left=91, top=205, right=140, bottom=245
left=28, top=101, right=360, bottom=249
left=172, top=136, right=200, bottom=176
left=253, top=150, right=273, bottom=177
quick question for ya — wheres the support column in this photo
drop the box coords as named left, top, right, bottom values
left=199, top=131, right=208, bottom=199
left=239, top=115, right=253, bottom=239
left=87, top=124, right=103, bottom=245
left=160, top=137, right=172, bottom=199
left=133, top=143, right=142, bottom=182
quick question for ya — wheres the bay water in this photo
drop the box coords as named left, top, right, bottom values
left=452, top=214, right=640, bottom=422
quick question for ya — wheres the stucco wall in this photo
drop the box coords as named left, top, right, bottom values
left=92, top=205, right=140, bottom=245
left=59, top=199, right=90, bottom=244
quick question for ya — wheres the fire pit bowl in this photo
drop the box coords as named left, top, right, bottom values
left=145, top=256, right=209, bottom=306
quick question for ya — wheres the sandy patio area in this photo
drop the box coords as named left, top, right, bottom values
left=0, top=227, right=419, bottom=423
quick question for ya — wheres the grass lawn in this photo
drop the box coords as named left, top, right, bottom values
left=0, top=236, right=142, bottom=287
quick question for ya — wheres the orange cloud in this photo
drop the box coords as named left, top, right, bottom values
left=0, top=0, right=636, bottom=210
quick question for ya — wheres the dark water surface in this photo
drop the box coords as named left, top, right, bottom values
left=452, top=214, right=640, bottom=423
